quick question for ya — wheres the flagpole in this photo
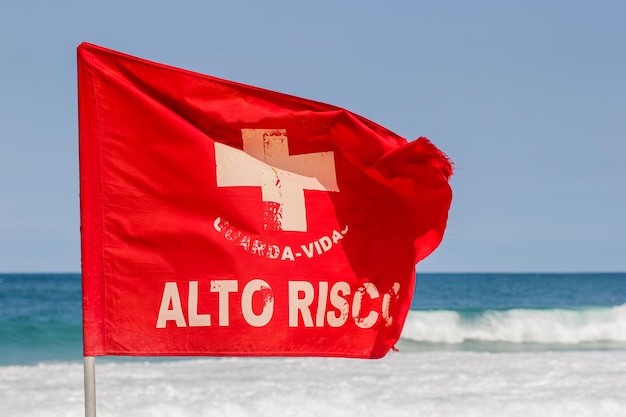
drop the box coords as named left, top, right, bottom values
left=84, top=356, right=97, bottom=417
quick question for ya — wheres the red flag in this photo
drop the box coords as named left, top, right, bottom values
left=78, top=43, right=452, bottom=359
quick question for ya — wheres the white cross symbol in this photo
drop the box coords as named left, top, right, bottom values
left=215, top=129, right=339, bottom=232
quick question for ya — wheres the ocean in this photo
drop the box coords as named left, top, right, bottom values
left=1, top=273, right=625, bottom=416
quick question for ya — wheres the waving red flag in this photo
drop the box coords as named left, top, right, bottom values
left=78, top=43, right=452, bottom=359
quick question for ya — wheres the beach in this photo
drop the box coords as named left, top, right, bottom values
left=3, top=351, right=626, bottom=417
left=1, top=273, right=625, bottom=416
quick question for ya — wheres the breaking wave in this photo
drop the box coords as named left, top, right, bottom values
left=401, top=304, right=626, bottom=345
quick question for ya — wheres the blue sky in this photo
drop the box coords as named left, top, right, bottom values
left=1, top=1, right=624, bottom=273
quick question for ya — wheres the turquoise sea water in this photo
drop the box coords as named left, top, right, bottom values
left=2, top=273, right=626, bottom=417
left=1, top=273, right=625, bottom=365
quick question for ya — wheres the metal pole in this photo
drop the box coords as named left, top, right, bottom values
left=84, top=356, right=96, bottom=417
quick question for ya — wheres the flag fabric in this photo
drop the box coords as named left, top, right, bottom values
left=78, top=42, right=453, bottom=359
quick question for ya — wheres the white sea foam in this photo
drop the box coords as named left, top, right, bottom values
left=1, top=351, right=626, bottom=417
left=401, top=304, right=626, bottom=344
